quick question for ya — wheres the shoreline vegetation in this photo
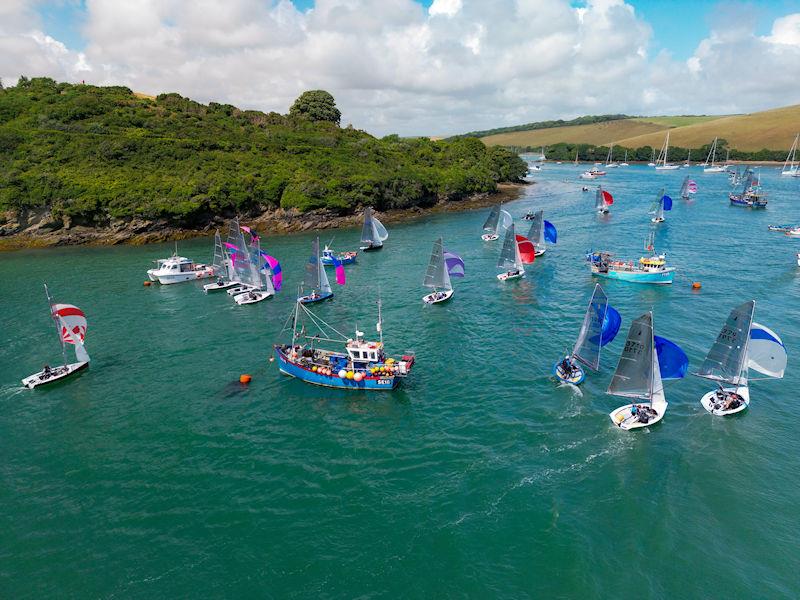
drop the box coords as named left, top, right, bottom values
left=0, top=78, right=528, bottom=251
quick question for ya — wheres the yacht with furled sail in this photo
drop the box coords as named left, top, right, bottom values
left=22, top=285, right=91, bottom=389
left=607, top=312, right=688, bottom=430
left=695, top=300, right=786, bottom=416
left=360, top=207, right=388, bottom=251
left=273, top=297, right=414, bottom=390
left=525, top=210, right=557, bottom=256
left=587, top=232, right=675, bottom=284
left=655, top=131, right=680, bottom=170
left=298, top=237, right=335, bottom=304
left=619, top=150, right=629, bottom=167
left=496, top=224, right=526, bottom=281
left=422, top=237, right=454, bottom=304
left=604, top=145, right=618, bottom=168
left=729, top=168, right=767, bottom=207
left=594, top=185, right=613, bottom=214
left=647, top=148, right=656, bottom=167
left=682, top=150, right=691, bottom=168
left=553, top=284, right=621, bottom=385
left=147, top=243, right=215, bottom=284
left=784, top=133, right=800, bottom=176
left=703, top=137, right=727, bottom=172
left=679, top=176, right=697, bottom=201
left=649, top=188, right=672, bottom=223
left=481, top=204, right=512, bottom=241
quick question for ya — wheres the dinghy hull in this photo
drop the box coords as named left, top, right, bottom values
left=22, top=361, right=89, bottom=389
left=422, top=289, right=454, bottom=305
left=700, top=387, right=750, bottom=416
left=609, top=403, right=665, bottom=430
left=553, top=362, right=585, bottom=385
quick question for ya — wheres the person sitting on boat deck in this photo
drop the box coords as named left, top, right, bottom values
left=248, top=291, right=257, bottom=300
left=720, top=391, right=742, bottom=411
left=216, top=276, right=224, bottom=285
left=559, top=357, right=576, bottom=378
left=630, top=404, right=639, bottom=419
left=42, top=364, right=52, bottom=378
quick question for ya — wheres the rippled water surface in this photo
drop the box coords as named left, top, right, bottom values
left=2, top=164, right=800, bottom=598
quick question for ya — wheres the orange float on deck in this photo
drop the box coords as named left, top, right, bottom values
left=239, top=374, right=252, bottom=384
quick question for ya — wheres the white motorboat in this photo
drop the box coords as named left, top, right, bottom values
left=695, top=302, right=786, bottom=416
left=608, top=312, right=687, bottom=430
left=22, top=285, right=91, bottom=389
left=147, top=248, right=214, bottom=285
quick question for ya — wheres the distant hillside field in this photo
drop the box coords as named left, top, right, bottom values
left=480, top=105, right=800, bottom=152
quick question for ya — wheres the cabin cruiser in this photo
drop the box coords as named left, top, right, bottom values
left=147, top=253, right=214, bottom=284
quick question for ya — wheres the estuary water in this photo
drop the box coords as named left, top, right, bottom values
left=1, top=164, right=799, bottom=598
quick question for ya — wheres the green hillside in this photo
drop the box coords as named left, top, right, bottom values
left=0, top=77, right=526, bottom=228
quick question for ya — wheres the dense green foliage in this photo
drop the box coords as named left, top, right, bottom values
left=509, top=141, right=788, bottom=162
left=452, top=115, right=631, bottom=140
left=0, top=78, right=526, bottom=226
left=289, top=90, right=341, bottom=125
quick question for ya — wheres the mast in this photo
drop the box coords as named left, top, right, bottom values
left=783, top=133, right=799, bottom=173
left=45, top=284, right=68, bottom=368
left=377, top=294, right=384, bottom=346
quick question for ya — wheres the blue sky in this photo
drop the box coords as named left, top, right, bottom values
left=36, top=0, right=800, bottom=60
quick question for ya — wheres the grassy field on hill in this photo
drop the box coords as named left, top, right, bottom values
left=0, top=78, right=526, bottom=229
left=481, top=105, right=800, bottom=154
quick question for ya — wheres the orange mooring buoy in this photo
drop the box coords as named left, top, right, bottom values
left=692, top=281, right=702, bottom=290
left=239, top=374, right=252, bottom=384
left=143, top=281, right=152, bottom=287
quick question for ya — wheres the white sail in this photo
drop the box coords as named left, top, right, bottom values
left=747, top=322, right=786, bottom=378
left=373, top=216, right=389, bottom=241
left=305, top=238, right=331, bottom=294
left=527, top=210, right=545, bottom=248
left=499, top=209, right=513, bottom=232
left=650, top=338, right=666, bottom=412
left=572, top=284, right=608, bottom=371
left=482, top=204, right=501, bottom=233
left=423, top=237, right=451, bottom=291
left=52, top=302, right=90, bottom=363
left=607, top=312, right=654, bottom=400
left=361, top=207, right=383, bottom=246
left=650, top=188, right=665, bottom=220
left=697, top=300, right=755, bottom=386
left=680, top=176, right=690, bottom=198
left=782, top=133, right=799, bottom=175
left=211, top=230, right=226, bottom=276
left=252, top=237, right=274, bottom=295
left=595, top=186, right=605, bottom=210
left=497, top=224, right=520, bottom=270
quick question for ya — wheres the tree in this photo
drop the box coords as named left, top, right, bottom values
left=289, top=90, right=341, bottom=125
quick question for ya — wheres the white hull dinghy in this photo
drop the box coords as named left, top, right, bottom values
left=203, top=226, right=240, bottom=292
left=649, top=188, right=672, bottom=223
left=694, top=301, right=786, bottom=416
left=481, top=204, right=512, bottom=242
left=422, top=237, right=462, bottom=304
left=298, top=237, right=335, bottom=305
left=360, top=207, right=389, bottom=251
left=553, top=284, right=621, bottom=386
left=234, top=289, right=273, bottom=305
left=526, top=210, right=557, bottom=257
left=22, top=285, right=91, bottom=389
left=607, top=312, right=688, bottom=430
left=496, top=224, right=526, bottom=281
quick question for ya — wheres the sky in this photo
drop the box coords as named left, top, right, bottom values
left=1, top=0, right=800, bottom=136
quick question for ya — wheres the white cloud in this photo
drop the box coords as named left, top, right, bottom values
left=1, top=1, right=800, bottom=136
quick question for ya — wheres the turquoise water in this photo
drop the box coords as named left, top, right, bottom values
left=2, top=165, right=800, bottom=598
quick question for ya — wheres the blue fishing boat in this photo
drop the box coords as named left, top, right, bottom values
left=587, top=233, right=675, bottom=285
left=321, top=245, right=357, bottom=266
left=554, top=284, right=621, bottom=385
left=298, top=238, right=334, bottom=304
left=729, top=168, right=767, bottom=207
left=273, top=298, right=415, bottom=391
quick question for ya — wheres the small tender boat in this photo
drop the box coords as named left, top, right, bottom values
left=553, top=284, right=621, bottom=385
left=679, top=176, right=697, bottom=201
left=422, top=237, right=463, bottom=304
left=203, top=226, right=240, bottom=292
left=147, top=246, right=214, bottom=284
left=649, top=188, right=672, bottom=223
left=274, top=297, right=414, bottom=391
left=588, top=233, right=675, bottom=284
left=608, top=312, right=688, bottom=430
left=769, top=224, right=795, bottom=232
left=496, top=224, right=526, bottom=281
left=785, top=227, right=800, bottom=237
left=481, top=204, right=512, bottom=241
left=594, top=185, right=613, bottom=214
left=360, top=207, right=388, bottom=251
left=321, top=245, right=357, bottom=266
left=695, top=301, right=786, bottom=416
left=298, top=237, right=334, bottom=304
left=580, top=166, right=606, bottom=180
left=729, top=168, right=767, bottom=207
left=525, top=210, right=557, bottom=256
left=22, top=285, right=91, bottom=389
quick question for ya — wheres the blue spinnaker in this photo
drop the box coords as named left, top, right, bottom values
left=662, top=195, right=673, bottom=211
left=444, top=250, right=465, bottom=277
left=654, top=335, right=688, bottom=380
left=544, top=220, right=558, bottom=243
left=600, top=305, right=622, bottom=346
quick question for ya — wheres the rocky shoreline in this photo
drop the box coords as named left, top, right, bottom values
left=0, top=183, right=527, bottom=252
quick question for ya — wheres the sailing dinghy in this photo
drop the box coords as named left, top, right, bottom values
left=679, top=176, right=697, bottom=201
left=299, top=237, right=334, bottom=304
left=554, top=284, right=621, bottom=385
left=649, top=188, right=672, bottom=223
left=608, top=312, right=688, bottom=430
left=232, top=229, right=274, bottom=305
left=526, top=210, right=557, bottom=256
left=203, top=227, right=239, bottom=292
left=422, top=237, right=455, bottom=304
left=595, top=186, right=613, bottom=214
left=695, top=300, right=786, bottom=416
left=481, top=204, right=512, bottom=241
left=22, top=285, right=90, bottom=389
left=497, top=224, right=526, bottom=281
left=360, top=207, right=388, bottom=251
